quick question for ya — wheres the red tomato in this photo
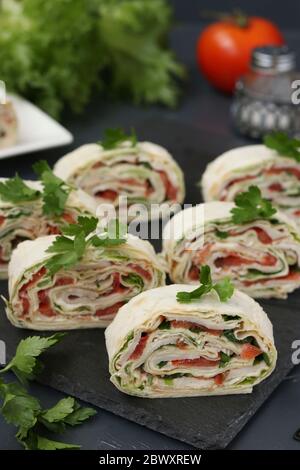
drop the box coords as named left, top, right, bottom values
left=240, top=344, right=262, bottom=360
left=197, top=16, right=284, bottom=93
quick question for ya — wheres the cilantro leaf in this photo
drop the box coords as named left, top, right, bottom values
left=264, top=132, right=300, bottom=162
left=0, top=334, right=65, bottom=382
left=33, top=160, right=71, bottom=216
left=231, top=186, right=277, bottom=224
left=100, top=127, right=137, bottom=150
left=0, top=175, right=41, bottom=203
left=176, top=265, right=235, bottom=303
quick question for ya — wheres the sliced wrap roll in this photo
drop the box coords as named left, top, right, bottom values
left=0, top=179, right=97, bottom=279
left=162, top=201, right=300, bottom=298
left=5, top=233, right=165, bottom=330
left=201, top=144, right=300, bottom=228
left=54, top=141, right=185, bottom=218
left=105, top=285, right=276, bottom=397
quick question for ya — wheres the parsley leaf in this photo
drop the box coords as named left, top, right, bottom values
left=176, top=265, right=235, bottom=303
left=100, top=127, right=137, bottom=150
left=46, top=217, right=126, bottom=276
left=219, top=352, right=231, bottom=368
left=0, top=334, right=65, bottom=383
left=0, top=175, right=41, bottom=203
left=213, top=277, right=235, bottom=302
left=39, top=397, right=96, bottom=434
left=33, top=160, right=71, bottom=216
left=0, top=380, right=41, bottom=430
left=264, top=132, right=300, bottom=162
left=231, top=185, right=277, bottom=224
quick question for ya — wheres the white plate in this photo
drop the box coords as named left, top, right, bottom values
left=0, top=94, right=73, bottom=159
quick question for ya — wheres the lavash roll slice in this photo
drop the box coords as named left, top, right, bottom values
left=162, top=201, right=300, bottom=299
left=201, top=144, right=300, bottom=228
left=54, top=141, right=185, bottom=219
left=5, top=233, right=165, bottom=330
left=105, top=285, right=277, bottom=398
left=0, top=179, right=97, bottom=279
left=0, top=101, right=17, bottom=149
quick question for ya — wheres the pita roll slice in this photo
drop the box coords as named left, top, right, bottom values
left=162, top=201, right=300, bottom=299
left=105, top=284, right=277, bottom=398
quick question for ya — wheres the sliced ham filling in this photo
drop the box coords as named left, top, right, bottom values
left=17, top=264, right=153, bottom=322
left=113, top=314, right=271, bottom=394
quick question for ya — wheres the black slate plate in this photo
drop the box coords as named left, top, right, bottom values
left=0, top=117, right=298, bottom=449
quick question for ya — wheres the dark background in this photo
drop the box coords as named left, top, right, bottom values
left=170, top=0, right=299, bottom=29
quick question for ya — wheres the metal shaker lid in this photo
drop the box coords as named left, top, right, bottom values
left=251, top=46, right=295, bottom=72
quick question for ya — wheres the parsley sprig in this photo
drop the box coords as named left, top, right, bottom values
left=0, top=334, right=96, bottom=450
left=46, top=216, right=127, bottom=276
left=33, top=160, right=71, bottom=217
left=264, top=132, right=300, bottom=162
left=100, top=127, right=137, bottom=150
left=0, top=175, right=41, bottom=203
left=176, top=265, right=234, bottom=303
left=231, top=186, right=277, bottom=224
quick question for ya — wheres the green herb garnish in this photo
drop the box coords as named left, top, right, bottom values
left=100, top=128, right=137, bottom=150
left=264, top=132, right=300, bottom=162
left=33, top=160, right=71, bottom=217
left=215, top=229, right=229, bottom=239
left=122, top=274, right=144, bottom=289
left=0, top=334, right=96, bottom=450
left=45, top=217, right=126, bottom=276
left=157, top=361, right=167, bottom=369
left=231, top=186, right=277, bottom=224
left=222, top=314, right=241, bottom=322
left=0, top=175, right=41, bottom=204
left=176, top=265, right=234, bottom=303
left=0, top=334, right=65, bottom=384
left=223, top=329, right=258, bottom=346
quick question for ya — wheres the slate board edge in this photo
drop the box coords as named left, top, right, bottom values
left=36, top=361, right=293, bottom=450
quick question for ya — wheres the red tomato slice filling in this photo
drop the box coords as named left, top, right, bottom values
left=129, top=333, right=149, bottom=360
left=240, top=344, right=262, bottom=360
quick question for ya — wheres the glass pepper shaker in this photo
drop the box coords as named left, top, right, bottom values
left=231, top=45, right=300, bottom=139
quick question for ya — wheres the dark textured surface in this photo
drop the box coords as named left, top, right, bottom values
left=1, top=118, right=300, bottom=449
